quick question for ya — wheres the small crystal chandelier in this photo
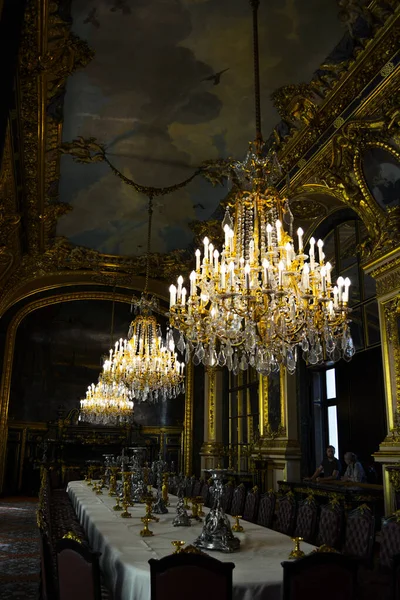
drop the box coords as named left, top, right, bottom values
left=79, top=377, right=134, bottom=426
left=101, top=197, right=185, bottom=402
left=168, top=1, right=354, bottom=376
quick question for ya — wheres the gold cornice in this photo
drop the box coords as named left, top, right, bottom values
left=0, top=290, right=132, bottom=492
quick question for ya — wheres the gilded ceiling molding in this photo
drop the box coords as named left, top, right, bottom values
left=0, top=290, right=132, bottom=492
left=272, top=2, right=400, bottom=170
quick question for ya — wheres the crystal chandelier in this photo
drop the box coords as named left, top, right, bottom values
left=79, top=377, right=134, bottom=426
left=168, top=1, right=354, bottom=376
left=101, top=198, right=185, bottom=402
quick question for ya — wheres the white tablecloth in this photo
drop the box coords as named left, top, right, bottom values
left=67, top=481, right=314, bottom=600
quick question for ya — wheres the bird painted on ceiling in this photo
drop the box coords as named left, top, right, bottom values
left=193, top=203, right=205, bottom=210
left=83, top=7, right=100, bottom=28
left=202, top=68, right=230, bottom=86
left=110, top=0, right=131, bottom=14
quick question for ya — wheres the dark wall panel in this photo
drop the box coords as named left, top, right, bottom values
left=336, top=346, right=385, bottom=472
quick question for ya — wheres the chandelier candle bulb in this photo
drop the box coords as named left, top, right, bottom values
left=337, top=277, right=344, bottom=303
left=317, top=239, right=324, bottom=264
left=181, top=288, right=187, bottom=306
left=249, top=240, right=255, bottom=263
left=229, top=261, right=235, bottom=288
left=224, top=224, right=230, bottom=250
left=203, top=238, right=209, bottom=262
left=209, top=243, right=214, bottom=263
left=343, top=277, right=351, bottom=303
left=220, top=263, right=226, bottom=289
left=213, top=249, right=219, bottom=273
left=302, top=263, right=309, bottom=290
left=169, top=285, right=177, bottom=307
left=297, top=227, right=304, bottom=252
left=189, top=271, right=196, bottom=296
left=309, top=238, right=315, bottom=271
left=326, top=262, right=332, bottom=285
left=195, top=249, right=201, bottom=271
left=177, top=276, right=183, bottom=300
left=276, top=220, right=282, bottom=244
left=262, top=258, right=269, bottom=285
left=229, top=229, right=234, bottom=253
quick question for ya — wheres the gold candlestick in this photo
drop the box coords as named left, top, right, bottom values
left=162, top=472, right=170, bottom=506
left=120, top=500, right=132, bottom=519
left=183, top=497, right=190, bottom=510
left=171, top=540, right=185, bottom=554
left=289, top=537, right=305, bottom=559
left=145, top=497, right=159, bottom=522
left=113, top=497, right=122, bottom=511
left=140, top=516, right=153, bottom=537
left=232, top=515, right=244, bottom=532
left=108, top=474, right=117, bottom=496
left=196, top=497, right=205, bottom=517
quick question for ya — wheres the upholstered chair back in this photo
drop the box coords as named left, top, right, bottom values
left=294, top=496, right=318, bottom=543
left=342, top=504, right=375, bottom=562
left=257, top=491, right=276, bottom=529
left=275, top=492, right=296, bottom=536
left=220, top=482, right=234, bottom=513
left=149, top=552, right=235, bottom=600
left=282, top=552, right=358, bottom=600
left=243, top=486, right=260, bottom=523
left=380, top=515, right=400, bottom=568
left=229, top=484, right=246, bottom=517
left=316, top=502, right=344, bottom=550
left=56, top=538, right=102, bottom=600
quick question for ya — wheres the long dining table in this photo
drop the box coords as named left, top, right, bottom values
left=67, top=481, right=315, bottom=600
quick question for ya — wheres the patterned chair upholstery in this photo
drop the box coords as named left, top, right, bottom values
left=149, top=552, right=235, bottom=600
left=316, top=502, right=344, bottom=550
left=192, top=479, right=202, bottom=497
left=229, top=484, right=246, bottom=517
left=294, top=496, right=318, bottom=544
left=380, top=514, right=400, bottom=569
left=243, top=486, right=260, bottom=523
left=281, top=552, right=358, bottom=600
left=184, top=477, right=195, bottom=498
left=257, top=491, right=276, bottom=529
left=342, top=504, right=375, bottom=562
left=275, top=492, right=296, bottom=536
left=220, top=482, right=234, bottom=513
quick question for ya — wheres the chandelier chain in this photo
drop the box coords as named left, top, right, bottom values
left=250, top=0, right=262, bottom=142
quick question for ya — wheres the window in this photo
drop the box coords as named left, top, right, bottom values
left=227, top=368, right=259, bottom=473
left=312, top=368, right=339, bottom=466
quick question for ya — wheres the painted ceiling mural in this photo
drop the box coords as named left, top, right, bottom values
left=57, top=0, right=344, bottom=257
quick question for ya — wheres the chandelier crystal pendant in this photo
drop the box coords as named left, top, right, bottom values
left=168, top=1, right=355, bottom=376
left=79, top=377, right=134, bottom=426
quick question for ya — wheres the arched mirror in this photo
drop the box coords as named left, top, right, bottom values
left=362, top=146, right=400, bottom=211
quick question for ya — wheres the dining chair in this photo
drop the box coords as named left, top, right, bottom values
left=257, top=491, right=276, bottom=528
left=149, top=552, right=235, bottom=600
left=293, top=495, right=318, bottom=543
left=281, top=552, right=358, bottom=600
left=56, top=538, right=102, bottom=600
left=242, top=486, right=260, bottom=523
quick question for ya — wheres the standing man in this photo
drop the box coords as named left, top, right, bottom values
left=305, top=445, right=341, bottom=482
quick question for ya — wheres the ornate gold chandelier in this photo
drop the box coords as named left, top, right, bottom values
left=101, top=198, right=185, bottom=402
left=102, top=311, right=185, bottom=402
left=168, top=1, right=354, bottom=375
left=79, top=377, right=134, bottom=426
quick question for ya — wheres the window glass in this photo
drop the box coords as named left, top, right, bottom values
left=364, top=273, right=377, bottom=300
left=328, top=405, right=339, bottom=459
left=326, top=368, right=336, bottom=399
left=323, top=230, right=336, bottom=270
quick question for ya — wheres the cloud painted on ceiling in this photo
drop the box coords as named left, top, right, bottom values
left=57, top=0, right=344, bottom=256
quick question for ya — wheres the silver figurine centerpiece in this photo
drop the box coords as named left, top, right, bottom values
left=193, top=468, right=240, bottom=553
